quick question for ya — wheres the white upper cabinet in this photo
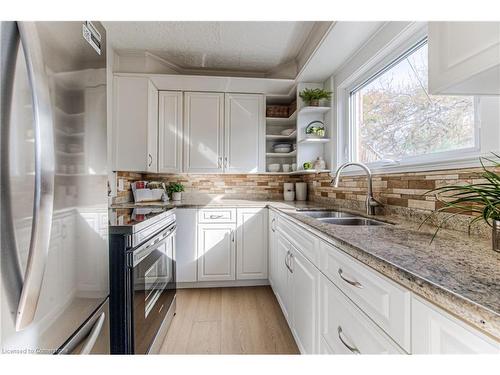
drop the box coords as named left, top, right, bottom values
left=183, top=92, right=224, bottom=173
left=236, top=208, right=268, bottom=280
left=428, top=22, right=500, bottom=95
left=113, top=76, right=158, bottom=172
left=158, top=91, right=183, bottom=173
left=412, top=296, right=500, bottom=354
left=224, top=93, right=265, bottom=173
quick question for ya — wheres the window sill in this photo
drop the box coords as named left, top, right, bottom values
left=333, top=152, right=494, bottom=177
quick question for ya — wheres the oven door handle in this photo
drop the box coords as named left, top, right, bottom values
left=131, top=225, right=176, bottom=267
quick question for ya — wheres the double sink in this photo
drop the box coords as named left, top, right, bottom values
left=297, top=210, right=387, bottom=226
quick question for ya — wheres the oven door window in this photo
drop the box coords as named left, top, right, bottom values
left=132, top=235, right=175, bottom=354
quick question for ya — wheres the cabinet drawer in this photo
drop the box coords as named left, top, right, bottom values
left=412, top=295, right=500, bottom=354
left=198, top=208, right=236, bottom=223
left=320, top=275, right=404, bottom=354
left=319, top=241, right=410, bottom=352
left=277, top=215, right=319, bottom=266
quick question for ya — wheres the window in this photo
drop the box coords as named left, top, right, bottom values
left=349, top=40, right=476, bottom=165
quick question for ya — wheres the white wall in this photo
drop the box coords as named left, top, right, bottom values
left=322, top=22, right=424, bottom=170
left=323, top=21, right=500, bottom=173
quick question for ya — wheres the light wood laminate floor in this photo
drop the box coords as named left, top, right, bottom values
left=160, top=286, right=299, bottom=354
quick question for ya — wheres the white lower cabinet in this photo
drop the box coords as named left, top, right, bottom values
left=270, top=211, right=500, bottom=355
left=320, top=241, right=410, bottom=351
left=176, top=208, right=198, bottom=283
left=289, top=245, right=320, bottom=354
left=274, top=229, right=319, bottom=354
left=268, top=210, right=278, bottom=287
left=197, top=223, right=236, bottom=281
left=274, top=232, right=292, bottom=321
left=236, top=208, right=268, bottom=280
left=320, top=274, right=404, bottom=354
left=412, top=296, right=500, bottom=354
left=193, top=208, right=268, bottom=283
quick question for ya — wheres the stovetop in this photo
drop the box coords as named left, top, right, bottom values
left=109, top=206, right=175, bottom=235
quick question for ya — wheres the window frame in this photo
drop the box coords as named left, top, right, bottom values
left=335, top=24, right=494, bottom=175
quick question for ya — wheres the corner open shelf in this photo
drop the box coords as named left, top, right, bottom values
left=264, top=83, right=332, bottom=173
left=298, top=106, right=330, bottom=115
left=298, top=138, right=330, bottom=144
left=289, top=169, right=330, bottom=175
left=266, top=150, right=297, bottom=158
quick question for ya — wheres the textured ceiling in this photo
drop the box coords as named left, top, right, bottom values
left=104, top=21, right=317, bottom=73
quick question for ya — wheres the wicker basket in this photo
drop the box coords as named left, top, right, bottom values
left=266, top=105, right=290, bottom=118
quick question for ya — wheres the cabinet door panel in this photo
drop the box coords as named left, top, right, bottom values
left=275, top=232, right=292, bottom=322
left=146, top=82, right=159, bottom=172
left=412, top=296, right=500, bottom=354
left=176, top=208, right=198, bottom=283
left=184, top=92, right=224, bottom=173
left=113, top=76, right=157, bottom=172
left=290, top=246, right=319, bottom=354
left=224, top=93, right=264, bottom=173
left=268, top=210, right=278, bottom=287
left=158, top=91, right=183, bottom=173
left=197, top=223, right=236, bottom=281
left=236, top=208, right=268, bottom=280
left=429, top=22, right=500, bottom=95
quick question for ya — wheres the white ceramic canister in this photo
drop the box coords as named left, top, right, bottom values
left=284, top=190, right=295, bottom=201
left=283, top=182, right=295, bottom=201
left=295, top=182, right=307, bottom=201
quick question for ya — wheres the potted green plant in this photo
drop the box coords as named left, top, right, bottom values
left=299, top=88, right=332, bottom=106
left=423, top=154, right=500, bottom=252
left=168, top=182, right=185, bottom=201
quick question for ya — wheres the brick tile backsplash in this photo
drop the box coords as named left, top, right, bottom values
left=114, top=165, right=496, bottom=236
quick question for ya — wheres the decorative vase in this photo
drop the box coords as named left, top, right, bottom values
left=493, top=220, right=500, bottom=252
left=172, top=192, right=182, bottom=201
left=309, top=99, right=319, bottom=106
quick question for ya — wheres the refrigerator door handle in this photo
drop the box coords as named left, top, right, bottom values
left=80, top=312, right=106, bottom=354
left=0, top=21, right=25, bottom=323
left=14, top=22, right=56, bottom=331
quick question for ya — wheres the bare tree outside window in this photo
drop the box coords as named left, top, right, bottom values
left=351, top=41, right=475, bottom=164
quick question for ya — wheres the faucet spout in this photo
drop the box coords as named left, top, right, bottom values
left=331, top=162, right=380, bottom=215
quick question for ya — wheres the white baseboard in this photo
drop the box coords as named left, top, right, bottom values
left=177, top=279, right=270, bottom=289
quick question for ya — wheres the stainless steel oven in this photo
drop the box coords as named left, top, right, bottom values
left=109, top=208, right=176, bottom=354
left=131, top=223, right=176, bottom=354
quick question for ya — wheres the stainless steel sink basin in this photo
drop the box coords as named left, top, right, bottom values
left=318, top=217, right=387, bottom=226
left=298, top=210, right=356, bottom=219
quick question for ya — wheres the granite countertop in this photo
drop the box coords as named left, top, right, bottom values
left=111, top=198, right=500, bottom=340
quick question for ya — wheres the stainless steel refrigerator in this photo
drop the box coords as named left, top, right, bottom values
left=1, top=21, right=110, bottom=354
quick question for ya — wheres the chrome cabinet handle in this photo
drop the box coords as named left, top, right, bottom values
left=80, top=312, right=106, bottom=354
left=231, top=230, right=235, bottom=243
left=338, top=268, right=363, bottom=289
left=148, top=153, right=153, bottom=167
left=224, top=156, right=228, bottom=168
left=337, top=326, right=360, bottom=354
left=217, top=157, right=222, bottom=169
left=289, top=253, right=294, bottom=273
left=14, top=22, right=56, bottom=331
left=285, top=251, right=292, bottom=273
left=209, top=214, right=223, bottom=219
left=271, top=218, right=276, bottom=232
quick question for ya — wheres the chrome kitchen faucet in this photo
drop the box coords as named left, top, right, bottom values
left=331, top=162, right=381, bottom=215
